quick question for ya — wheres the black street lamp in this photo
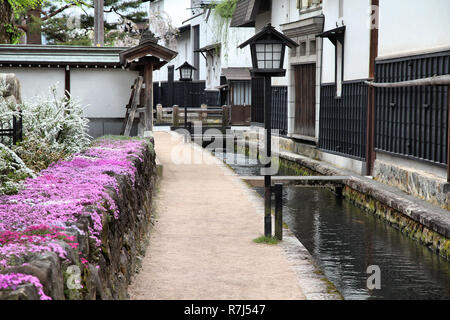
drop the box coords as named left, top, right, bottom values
left=176, top=62, right=197, bottom=130
left=239, top=23, right=298, bottom=238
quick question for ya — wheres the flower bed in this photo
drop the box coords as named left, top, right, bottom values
left=0, top=137, right=154, bottom=300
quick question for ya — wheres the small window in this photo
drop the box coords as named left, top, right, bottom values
left=291, top=44, right=297, bottom=57
left=300, top=42, right=307, bottom=56
left=309, top=39, right=316, bottom=55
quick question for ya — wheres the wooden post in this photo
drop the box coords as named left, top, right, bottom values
left=124, top=76, right=143, bottom=136
left=144, top=62, right=153, bottom=131
left=156, top=104, right=163, bottom=124
left=172, top=105, right=179, bottom=127
left=199, top=103, right=207, bottom=123
left=274, top=183, right=283, bottom=241
left=94, top=0, right=104, bottom=46
left=64, top=65, right=70, bottom=98
left=264, top=75, right=272, bottom=238
left=366, top=0, right=379, bottom=176
left=167, top=65, right=174, bottom=107
left=222, top=105, right=230, bottom=127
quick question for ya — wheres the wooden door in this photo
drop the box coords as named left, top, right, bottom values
left=294, top=64, right=316, bottom=137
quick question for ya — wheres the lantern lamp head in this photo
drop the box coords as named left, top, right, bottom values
left=238, top=23, right=299, bottom=77
left=176, top=61, right=197, bottom=81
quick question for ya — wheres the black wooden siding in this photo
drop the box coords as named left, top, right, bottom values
left=272, top=86, right=288, bottom=135
left=251, top=77, right=264, bottom=124
left=251, top=77, right=288, bottom=135
left=319, top=81, right=368, bottom=160
left=205, top=90, right=221, bottom=106
left=153, top=81, right=207, bottom=108
left=374, top=50, right=450, bottom=166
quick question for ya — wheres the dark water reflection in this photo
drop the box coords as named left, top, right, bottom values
left=217, top=151, right=450, bottom=300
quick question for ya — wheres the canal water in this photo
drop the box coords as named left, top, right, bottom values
left=215, top=151, right=450, bottom=300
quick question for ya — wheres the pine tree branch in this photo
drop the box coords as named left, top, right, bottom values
left=40, top=1, right=91, bottom=22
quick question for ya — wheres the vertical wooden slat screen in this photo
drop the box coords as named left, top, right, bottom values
left=319, top=81, right=368, bottom=160
left=294, top=64, right=316, bottom=137
left=272, top=86, right=288, bottom=135
left=153, top=81, right=207, bottom=108
left=251, top=77, right=288, bottom=135
left=374, top=51, right=449, bottom=166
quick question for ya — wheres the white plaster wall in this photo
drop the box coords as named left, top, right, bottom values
left=149, top=0, right=193, bottom=83
left=378, top=0, right=450, bottom=58
left=187, top=10, right=254, bottom=89
left=70, top=69, right=139, bottom=118
left=6, top=68, right=66, bottom=101
left=221, top=27, right=254, bottom=70
left=153, top=32, right=191, bottom=82
left=160, top=0, right=192, bottom=28
left=321, top=0, right=371, bottom=83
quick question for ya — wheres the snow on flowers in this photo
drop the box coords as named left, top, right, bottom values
left=0, top=138, right=147, bottom=300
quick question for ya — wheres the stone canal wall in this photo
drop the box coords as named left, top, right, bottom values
left=373, top=159, right=449, bottom=211
left=237, top=140, right=450, bottom=261
left=0, top=137, right=158, bottom=300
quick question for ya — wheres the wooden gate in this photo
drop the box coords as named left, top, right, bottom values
left=294, top=64, right=316, bottom=137
left=231, top=105, right=251, bottom=125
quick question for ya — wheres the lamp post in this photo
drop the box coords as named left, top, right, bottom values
left=239, top=23, right=298, bottom=238
left=176, top=61, right=197, bottom=131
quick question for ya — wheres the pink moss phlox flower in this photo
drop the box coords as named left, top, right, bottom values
left=0, top=273, right=51, bottom=300
left=0, top=139, right=147, bottom=299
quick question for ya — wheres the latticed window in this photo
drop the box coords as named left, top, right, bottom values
left=255, top=43, right=283, bottom=69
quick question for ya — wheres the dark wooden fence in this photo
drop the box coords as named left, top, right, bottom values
left=272, top=86, right=288, bottom=135
left=204, top=90, right=221, bottom=106
left=319, top=81, right=368, bottom=160
left=153, top=81, right=207, bottom=108
left=374, top=51, right=450, bottom=166
left=0, top=114, right=22, bottom=146
left=251, top=77, right=288, bottom=135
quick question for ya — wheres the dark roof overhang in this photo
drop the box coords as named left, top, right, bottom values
left=230, top=0, right=262, bottom=28
left=317, top=26, right=346, bottom=45
left=221, top=67, right=251, bottom=81
left=0, top=44, right=124, bottom=68
left=194, top=43, right=221, bottom=53
left=119, top=39, right=178, bottom=70
left=238, top=23, right=299, bottom=49
left=178, top=24, right=191, bottom=34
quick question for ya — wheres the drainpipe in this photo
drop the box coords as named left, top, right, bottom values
left=366, top=0, right=379, bottom=176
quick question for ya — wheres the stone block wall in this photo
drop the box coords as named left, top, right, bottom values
left=373, top=160, right=449, bottom=211
left=0, top=138, right=158, bottom=300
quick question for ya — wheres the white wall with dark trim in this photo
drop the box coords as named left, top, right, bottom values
left=321, top=0, right=371, bottom=83
left=7, top=67, right=66, bottom=100
left=378, top=0, right=450, bottom=59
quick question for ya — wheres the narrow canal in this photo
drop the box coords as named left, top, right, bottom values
left=215, top=151, right=450, bottom=300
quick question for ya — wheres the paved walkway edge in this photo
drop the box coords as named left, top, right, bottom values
left=201, top=143, right=343, bottom=300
